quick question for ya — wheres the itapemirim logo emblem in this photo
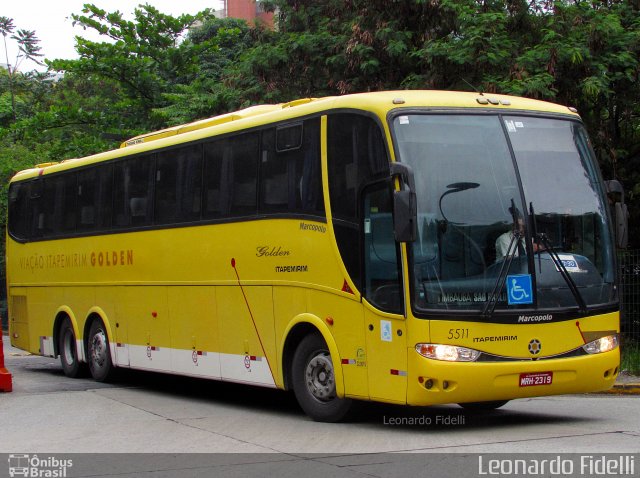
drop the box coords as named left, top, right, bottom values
left=8, top=454, right=73, bottom=477
left=528, top=338, right=542, bottom=355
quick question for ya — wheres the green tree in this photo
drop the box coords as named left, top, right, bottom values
left=0, top=16, right=45, bottom=121
left=156, top=16, right=263, bottom=123
left=2, top=1, right=639, bottom=247
left=48, top=4, right=218, bottom=126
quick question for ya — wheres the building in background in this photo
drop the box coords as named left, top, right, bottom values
left=220, top=0, right=274, bottom=28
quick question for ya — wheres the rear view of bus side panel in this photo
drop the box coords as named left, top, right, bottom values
left=7, top=291, right=30, bottom=353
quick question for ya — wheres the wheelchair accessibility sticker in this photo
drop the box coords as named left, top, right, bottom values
left=507, top=274, right=533, bottom=305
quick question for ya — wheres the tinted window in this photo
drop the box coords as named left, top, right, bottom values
left=203, top=132, right=259, bottom=218
left=328, top=114, right=388, bottom=221
left=155, top=145, right=203, bottom=224
left=260, top=118, right=324, bottom=215
left=363, top=181, right=403, bottom=314
left=113, top=155, right=153, bottom=227
left=56, top=174, right=78, bottom=234
left=27, top=180, right=44, bottom=238
left=8, top=183, right=28, bottom=239
left=77, top=165, right=113, bottom=232
left=327, top=114, right=389, bottom=288
left=276, top=123, right=303, bottom=151
left=33, top=174, right=77, bottom=236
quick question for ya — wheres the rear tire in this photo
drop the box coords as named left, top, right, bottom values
left=459, top=400, right=509, bottom=410
left=58, top=318, right=86, bottom=378
left=87, top=320, right=115, bottom=382
left=292, top=333, right=352, bottom=422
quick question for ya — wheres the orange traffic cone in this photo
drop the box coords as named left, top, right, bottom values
left=0, top=326, right=12, bottom=392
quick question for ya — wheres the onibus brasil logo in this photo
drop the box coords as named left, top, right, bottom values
left=8, top=454, right=73, bottom=478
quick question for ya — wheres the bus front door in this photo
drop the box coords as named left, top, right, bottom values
left=362, top=182, right=408, bottom=403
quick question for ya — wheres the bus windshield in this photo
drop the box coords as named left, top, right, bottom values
left=393, top=113, right=616, bottom=315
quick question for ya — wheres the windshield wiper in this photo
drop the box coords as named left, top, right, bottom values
left=534, top=233, right=587, bottom=314
left=529, top=202, right=587, bottom=314
left=482, top=200, right=521, bottom=318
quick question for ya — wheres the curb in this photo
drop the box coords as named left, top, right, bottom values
left=598, top=382, right=640, bottom=395
left=610, top=383, right=640, bottom=395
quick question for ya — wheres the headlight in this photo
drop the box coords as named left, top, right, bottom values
left=582, top=334, right=619, bottom=354
left=415, top=343, right=481, bottom=362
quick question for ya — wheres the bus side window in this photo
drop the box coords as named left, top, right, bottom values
left=30, top=174, right=77, bottom=237
left=260, top=128, right=288, bottom=211
left=298, top=118, right=323, bottom=215
left=28, top=179, right=43, bottom=238
left=328, top=113, right=389, bottom=290
left=96, top=164, right=113, bottom=230
left=155, top=144, right=202, bottom=225
left=57, top=173, right=77, bottom=234
left=363, top=181, right=403, bottom=314
left=229, top=132, right=259, bottom=216
left=203, top=132, right=259, bottom=219
left=203, top=139, right=225, bottom=218
left=77, top=169, right=99, bottom=232
left=41, top=177, right=63, bottom=236
left=8, top=182, right=29, bottom=240
left=113, top=155, right=153, bottom=227
left=259, top=118, right=323, bottom=216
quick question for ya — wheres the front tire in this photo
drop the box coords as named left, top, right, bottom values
left=87, top=320, right=115, bottom=382
left=58, top=318, right=86, bottom=378
left=292, top=333, right=352, bottom=422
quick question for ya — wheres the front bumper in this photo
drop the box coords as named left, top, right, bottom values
left=407, top=347, right=620, bottom=406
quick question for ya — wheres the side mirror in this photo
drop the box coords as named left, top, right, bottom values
left=393, top=189, right=417, bottom=242
left=390, top=163, right=417, bottom=242
left=605, top=180, right=628, bottom=249
left=614, top=202, right=629, bottom=249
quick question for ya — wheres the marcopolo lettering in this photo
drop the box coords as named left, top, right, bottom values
left=518, top=314, right=553, bottom=323
left=299, top=222, right=326, bottom=233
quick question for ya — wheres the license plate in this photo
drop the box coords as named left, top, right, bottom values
left=519, top=371, right=553, bottom=387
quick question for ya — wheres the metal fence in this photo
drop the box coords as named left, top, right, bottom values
left=619, top=250, right=640, bottom=344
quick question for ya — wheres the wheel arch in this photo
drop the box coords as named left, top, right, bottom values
left=280, top=314, right=345, bottom=397
left=82, top=307, right=114, bottom=362
left=52, top=306, right=79, bottom=358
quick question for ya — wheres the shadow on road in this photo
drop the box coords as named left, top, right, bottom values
left=13, top=353, right=605, bottom=432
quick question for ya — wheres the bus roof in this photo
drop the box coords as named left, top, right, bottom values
left=10, top=90, right=579, bottom=182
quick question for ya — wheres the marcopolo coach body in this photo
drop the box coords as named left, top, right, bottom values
left=6, top=91, right=623, bottom=421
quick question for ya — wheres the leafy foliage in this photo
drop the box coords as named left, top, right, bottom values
left=0, top=0, right=639, bottom=257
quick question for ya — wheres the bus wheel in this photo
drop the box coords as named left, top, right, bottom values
left=87, top=320, right=115, bottom=382
left=292, top=333, right=352, bottom=422
left=58, top=318, right=86, bottom=378
left=459, top=400, right=509, bottom=410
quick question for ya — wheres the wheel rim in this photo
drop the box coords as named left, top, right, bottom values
left=90, top=328, right=108, bottom=369
left=63, top=329, right=75, bottom=365
left=304, top=352, right=336, bottom=402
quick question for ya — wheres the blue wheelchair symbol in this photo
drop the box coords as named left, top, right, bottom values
left=507, top=274, right=533, bottom=305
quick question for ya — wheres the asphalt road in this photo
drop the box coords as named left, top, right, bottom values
left=1, top=335, right=639, bottom=477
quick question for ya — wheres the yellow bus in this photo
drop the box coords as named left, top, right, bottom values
left=6, top=91, right=624, bottom=421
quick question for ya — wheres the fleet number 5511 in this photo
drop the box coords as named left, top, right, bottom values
left=447, top=328, right=469, bottom=339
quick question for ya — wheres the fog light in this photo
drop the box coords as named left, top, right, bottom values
left=425, top=379, right=433, bottom=389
